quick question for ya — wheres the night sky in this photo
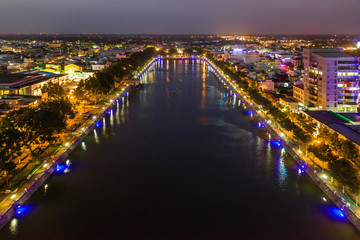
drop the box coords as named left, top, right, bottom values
left=0, top=0, right=359, bottom=34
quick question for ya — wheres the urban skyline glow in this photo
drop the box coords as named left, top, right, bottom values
left=0, top=0, right=359, bottom=34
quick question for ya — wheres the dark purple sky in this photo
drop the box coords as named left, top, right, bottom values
left=1, top=0, right=359, bottom=34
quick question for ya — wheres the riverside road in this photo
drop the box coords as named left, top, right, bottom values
left=0, top=59, right=359, bottom=239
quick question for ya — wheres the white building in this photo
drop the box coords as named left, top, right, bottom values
left=303, top=48, right=359, bottom=112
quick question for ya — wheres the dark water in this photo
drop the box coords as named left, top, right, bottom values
left=1, top=60, right=359, bottom=240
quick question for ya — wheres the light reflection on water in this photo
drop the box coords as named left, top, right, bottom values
left=93, top=129, right=100, bottom=144
left=9, top=219, right=17, bottom=236
left=2, top=59, right=359, bottom=239
left=276, top=148, right=288, bottom=190
left=100, top=117, right=105, bottom=135
left=110, top=110, right=114, bottom=127
left=81, top=142, right=87, bottom=151
left=116, top=102, right=120, bottom=125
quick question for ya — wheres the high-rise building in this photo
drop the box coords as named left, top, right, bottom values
left=303, top=48, right=359, bottom=112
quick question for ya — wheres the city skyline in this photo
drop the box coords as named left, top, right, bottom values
left=1, top=0, right=360, bottom=237
left=0, top=0, right=359, bottom=34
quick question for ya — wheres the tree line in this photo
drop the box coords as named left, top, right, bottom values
left=308, top=128, right=360, bottom=193
left=0, top=47, right=157, bottom=177
left=206, top=52, right=360, bottom=194
left=75, top=47, right=157, bottom=101
left=0, top=97, right=74, bottom=175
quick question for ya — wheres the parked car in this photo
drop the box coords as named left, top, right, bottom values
left=69, top=123, right=81, bottom=132
left=81, top=111, right=92, bottom=119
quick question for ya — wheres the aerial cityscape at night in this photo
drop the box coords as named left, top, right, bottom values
left=0, top=0, right=360, bottom=239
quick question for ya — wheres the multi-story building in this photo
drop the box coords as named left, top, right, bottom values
left=255, top=59, right=280, bottom=72
left=293, top=83, right=304, bottom=102
left=0, top=71, right=67, bottom=97
left=303, top=48, right=359, bottom=112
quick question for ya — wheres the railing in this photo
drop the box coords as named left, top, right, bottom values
left=204, top=57, right=360, bottom=231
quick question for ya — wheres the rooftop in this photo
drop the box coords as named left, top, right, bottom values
left=280, top=97, right=298, bottom=103
left=294, top=83, right=304, bottom=90
left=314, top=52, right=353, bottom=58
left=304, top=111, right=350, bottom=124
left=0, top=74, right=34, bottom=84
left=304, top=111, right=360, bottom=146
left=0, top=73, right=52, bottom=89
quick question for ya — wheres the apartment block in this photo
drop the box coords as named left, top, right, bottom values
left=303, top=48, right=359, bottom=112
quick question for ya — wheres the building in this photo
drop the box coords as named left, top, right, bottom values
left=293, top=83, right=304, bottom=102
left=304, top=111, right=360, bottom=149
left=45, top=63, right=62, bottom=72
left=64, top=64, right=83, bottom=74
left=279, top=97, right=299, bottom=111
left=255, top=59, right=280, bottom=72
left=303, top=48, right=359, bottom=112
left=259, top=79, right=274, bottom=92
left=291, top=57, right=303, bottom=69
left=0, top=71, right=66, bottom=97
left=91, top=64, right=106, bottom=71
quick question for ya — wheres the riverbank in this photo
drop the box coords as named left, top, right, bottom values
left=0, top=57, right=158, bottom=230
left=204, top=58, right=360, bottom=232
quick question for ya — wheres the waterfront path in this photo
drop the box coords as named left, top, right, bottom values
left=0, top=58, right=158, bottom=230
left=205, top=58, right=360, bottom=231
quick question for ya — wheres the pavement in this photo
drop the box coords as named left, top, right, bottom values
left=205, top=58, right=360, bottom=220
left=0, top=57, right=157, bottom=219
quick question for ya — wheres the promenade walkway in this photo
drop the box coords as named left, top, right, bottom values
left=0, top=57, right=158, bottom=230
left=205, top=58, right=360, bottom=231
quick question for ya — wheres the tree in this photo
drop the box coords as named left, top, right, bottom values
left=41, top=82, right=66, bottom=99
left=339, top=139, right=360, bottom=165
left=77, top=47, right=157, bottom=101
left=0, top=127, right=22, bottom=174
left=74, top=79, right=87, bottom=99
left=307, top=142, right=335, bottom=162
left=38, top=62, right=46, bottom=69
left=329, top=158, right=360, bottom=193
left=288, top=63, right=294, bottom=71
left=2, top=99, right=74, bottom=155
left=184, top=48, right=194, bottom=56
left=302, top=120, right=317, bottom=136
left=168, top=48, right=178, bottom=56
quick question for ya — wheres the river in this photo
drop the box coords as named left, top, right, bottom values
left=0, top=59, right=359, bottom=239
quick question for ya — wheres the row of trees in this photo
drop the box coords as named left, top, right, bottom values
left=75, top=47, right=157, bottom=101
left=0, top=98, right=75, bottom=174
left=156, top=47, right=204, bottom=57
left=0, top=48, right=157, bottom=180
left=207, top=52, right=312, bottom=143
left=206, top=52, right=360, bottom=194
left=307, top=128, right=360, bottom=192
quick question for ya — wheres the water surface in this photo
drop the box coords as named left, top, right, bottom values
left=1, top=60, right=359, bottom=240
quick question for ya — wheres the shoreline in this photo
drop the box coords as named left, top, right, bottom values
left=204, top=58, right=360, bottom=232
left=0, top=57, right=158, bottom=231
left=2, top=56, right=358, bottom=232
